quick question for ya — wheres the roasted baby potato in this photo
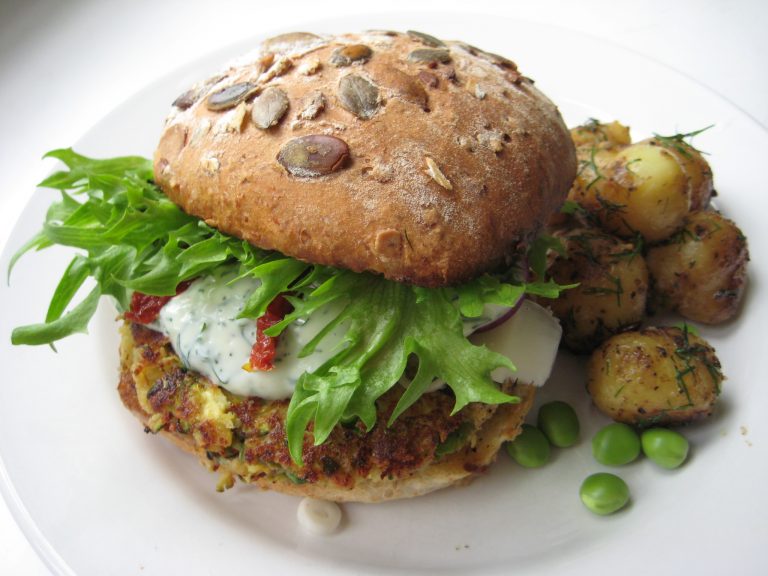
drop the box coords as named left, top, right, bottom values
left=550, top=143, right=619, bottom=228
left=566, top=125, right=715, bottom=243
left=587, top=326, right=723, bottom=426
left=647, top=210, right=749, bottom=324
left=650, top=135, right=714, bottom=211
left=570, top=119, right=631, bottom=149
left=579, top=140, right=690, bottom=242
left=554, top=120, right=629, bottom=229
left=542, top=227, right=649, bottom=353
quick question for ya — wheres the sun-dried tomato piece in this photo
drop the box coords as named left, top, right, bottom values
left=248, top=295, right=293, bottom=371
left=124, top=280, right=193, bottom=324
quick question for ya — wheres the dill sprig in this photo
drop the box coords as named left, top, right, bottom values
left=653, top=125, right=714, bottom=158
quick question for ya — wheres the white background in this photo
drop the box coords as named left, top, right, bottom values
left=1, top=0, right=766, bottom=574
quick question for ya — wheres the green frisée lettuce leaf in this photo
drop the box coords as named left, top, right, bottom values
left=455, top=275, right=526, bottom=317
left=282, top=272, right=519, bottom=463
left=10, top=149, right=571, bottom=464
left=9, top=148, right=281, bottom=343
left=11, top=286, right=101, bottom=346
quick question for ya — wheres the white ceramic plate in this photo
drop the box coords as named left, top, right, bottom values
left=1, top=13, right=767, bottom=576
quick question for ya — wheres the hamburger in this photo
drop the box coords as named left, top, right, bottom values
left=11, top=30, right=576, bottom=502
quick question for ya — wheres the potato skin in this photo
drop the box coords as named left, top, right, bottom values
left=647, top=210, right=749, bottom=324
left=566, top=137, right=702, bottom=243
left=650, top=137, right=714, bottom=211
left=564, top=124, right=715, bottom=243
left=605, top=141, right=690, bottom=242
left=587, top=326, right=723, bottom=426
left=550, top=144, right=619, bottom=229
left=543, top=227, right=649, bottom=353
left=570, top=120, right=631, bottom=149
left=552, top=121, right=629, bottom=229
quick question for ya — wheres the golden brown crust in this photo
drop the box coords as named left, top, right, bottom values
left=154, top=31, right=576, bottom=287
left=118, top=322, right=535, bottom=502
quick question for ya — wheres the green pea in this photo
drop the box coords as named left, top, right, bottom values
left=641, top=428, right=689, bottom=469
left=579, top=473, right=630, bottom=515
left=506, top=424, right=551, bottom=468
left=592, top=423, right=641, bottom=466
left=537, top=401, right=580, bottom=448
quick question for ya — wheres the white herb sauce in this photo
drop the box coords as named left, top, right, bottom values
left=297, top=498, right=342, bottom=535
left=153, top=271, right=347, bottom=400
left=152, top=272, right=559, bottom=401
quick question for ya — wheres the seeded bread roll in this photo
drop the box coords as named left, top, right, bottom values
left=154, top=30, right=576, bottom=286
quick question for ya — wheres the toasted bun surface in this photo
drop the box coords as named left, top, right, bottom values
left=119, top=322, right=535, bottom=502
left=154, top=31, right=576, bottom=286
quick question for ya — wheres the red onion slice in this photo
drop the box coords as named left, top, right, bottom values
left=469, top=295, right=526, bottom=335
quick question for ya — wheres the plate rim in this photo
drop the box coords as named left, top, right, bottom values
left=2, top=11, right=767, bottom=576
